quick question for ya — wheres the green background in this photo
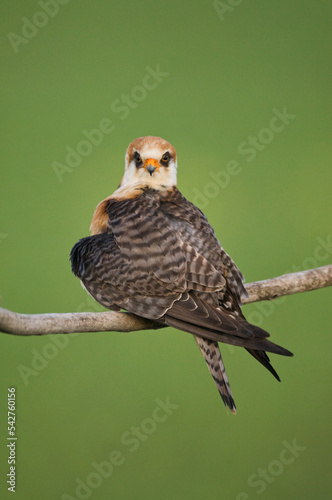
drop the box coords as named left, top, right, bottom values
left=1, top=1, right=331, bottom=499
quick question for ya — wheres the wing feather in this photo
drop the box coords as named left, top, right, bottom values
left=71, top=187, right=293, bottom=411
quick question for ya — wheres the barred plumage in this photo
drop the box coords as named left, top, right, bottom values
left=70, top=136, right=292, bottom=412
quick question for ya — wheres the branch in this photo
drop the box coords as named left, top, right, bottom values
left=244, top=264, right=332, bottom=302
left=0, top=265, right=331, bottom=336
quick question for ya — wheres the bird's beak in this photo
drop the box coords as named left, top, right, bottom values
left=144, top=158, right=160, bottom=176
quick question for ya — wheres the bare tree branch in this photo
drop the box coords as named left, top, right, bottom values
left=0, top=265, right=331, bottom=337
left=244, top=264, right=332, bottom=303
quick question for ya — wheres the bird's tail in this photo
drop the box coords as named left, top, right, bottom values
left=194, top=335, right=236, bottom=414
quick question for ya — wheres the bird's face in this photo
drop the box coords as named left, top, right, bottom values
left=120, top=136, right=177, bottom=190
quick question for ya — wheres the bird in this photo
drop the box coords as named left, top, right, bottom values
left=70, top=136, right=293, bottom=413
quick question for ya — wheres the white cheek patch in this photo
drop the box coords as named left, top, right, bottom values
left=121, top=162, right=138, bottom=185
left=155, top=161, right=177, bottom=187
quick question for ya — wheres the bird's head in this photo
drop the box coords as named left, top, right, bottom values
left=120, top=136, right=177, bottom=190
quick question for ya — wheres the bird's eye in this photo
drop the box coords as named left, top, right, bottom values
left=161, top=152, right=171, bottom=164
left=133, top=151, right=142, bottom=166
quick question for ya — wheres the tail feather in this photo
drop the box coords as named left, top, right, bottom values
left=160, top=290, right=293, bottom=411
left=164, top=291, right=293, bottom=357
left=164, top=314, right=293, bottom=356
left=245, top=348, right=281, bottom=381
left=195, top=336, right=236, bottom=413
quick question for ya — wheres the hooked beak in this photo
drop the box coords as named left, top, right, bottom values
left=144, top=158, right=160, bottom=176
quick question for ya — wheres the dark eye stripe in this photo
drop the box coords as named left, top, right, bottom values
left=133, top=151, right=142, bottom=166
left=161, top=152, right=171, bottom=163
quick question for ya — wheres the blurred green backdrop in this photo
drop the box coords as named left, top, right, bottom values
left=1, top=1, right=331, bottom=499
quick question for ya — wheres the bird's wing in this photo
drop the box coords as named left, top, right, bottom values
left=159, top=188, right=248, bottom=305
left=71, top=188, right=292, bottom=411
left=158, top=189, right=292, bottom=363
left=162, top=291, right=292, bottom=355
left=70, top=231, right=182, bottom=317
left=71, top=190, right=292, bottom=357
left=70, top=195, right=228, bottom=314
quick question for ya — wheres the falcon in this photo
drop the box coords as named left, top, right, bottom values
left=70, top=136, right=292, bottom=413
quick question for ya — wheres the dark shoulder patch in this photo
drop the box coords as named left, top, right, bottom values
left=70, top=233, right=115, bottom=278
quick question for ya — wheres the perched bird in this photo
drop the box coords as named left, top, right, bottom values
left=70, top=136, right=292, bottom=413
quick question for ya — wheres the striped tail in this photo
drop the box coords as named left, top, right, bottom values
left=195, top=336, right=236, bottom=414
